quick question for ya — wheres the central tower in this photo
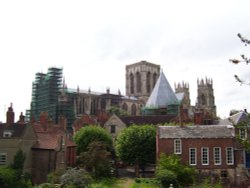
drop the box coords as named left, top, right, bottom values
left=126, top=60, right=160, bottom=102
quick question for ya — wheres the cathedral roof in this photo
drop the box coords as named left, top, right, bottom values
left=145, top=71, right=178, bottom=108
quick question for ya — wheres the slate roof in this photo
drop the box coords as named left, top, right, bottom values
left=158, top=125, right=235, bottom=139
left=120, top=115, right=176, bottom=126
left=0, top=123, right=27, bottom=138
left=145, top=71, right=178, bottom=108
left=218, top=111, right=248, bottom=125
left=32, top=123, right=76, bottom=150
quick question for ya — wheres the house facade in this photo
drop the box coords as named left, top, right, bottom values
left=156, top=124, right=249, bottom=186
left=0, top=104, right=37, bottom=173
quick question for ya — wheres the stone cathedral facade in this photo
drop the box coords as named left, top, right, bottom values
left=30, top=60, right=217, bottom=129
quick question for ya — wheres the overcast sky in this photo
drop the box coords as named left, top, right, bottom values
left=0, top=0, right=250, bottom=122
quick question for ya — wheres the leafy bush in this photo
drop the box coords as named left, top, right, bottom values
left=156, top=169, right=177, bottom=188
left=60, top=168, right=92, bottom=188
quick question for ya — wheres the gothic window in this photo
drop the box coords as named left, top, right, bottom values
left=147, top=72, right=151, bottom=93
left=201, top=94, right=206, bottom=105
left=131, top=104, right=136, bottom=116
left=130, top=73, right=134, bottom=94
left=101, top=99, right=106, bottom=110
left=136, top=72, right=141, bottom=93
left=153, top=73, right=157, bottom=87
left=122, top=103, right=128, bottom=111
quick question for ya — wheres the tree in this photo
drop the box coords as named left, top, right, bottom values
left=107, top=106, right=128, bottom=116
left=77, top=141, right=112, bottom=178
left=73, top=126, right=113, bottom=154
left=11, top=149, right=25, bottom=173
left=115, top=125, right=156, bottom=177
left=156, top=153, right=196, bottom=187
left=60, top=168, right=92, bottom=188
left=229, top=33, right=250, bottom=85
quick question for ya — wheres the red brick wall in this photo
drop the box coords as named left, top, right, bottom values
left=157, top=137, right=237, bottom=169
left=32, top=149, right=56, bottom=184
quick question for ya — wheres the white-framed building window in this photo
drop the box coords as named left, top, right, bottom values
left=189, top=148, right=197, bottom=165
left=174, top=139, right=182, bottom=154
left=226, top=147, right=234, bottom=165
left=0, top=153, right=7, bottom=165
left=239, top=129, right=247, bottom=139
left=3, top=130, right=12, bottom=138
left=214, top=147, right=221, bottom=165
left=201, top=147, right=209, bottom=165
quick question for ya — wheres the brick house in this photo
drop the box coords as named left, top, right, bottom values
left=0, top=104, right=77, bottom=185
left=31, top=112, right=76, bottom=184
left=156, top=123, right=250, bottom=186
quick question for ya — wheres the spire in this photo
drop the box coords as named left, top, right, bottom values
left=145, top=71, right=178, bottom=108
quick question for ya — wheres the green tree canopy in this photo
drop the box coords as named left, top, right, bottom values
left=77, top=141, right=112, bottom=178
left=156, top=153, right=196, bottom=187
left=115, top=125, right=156, bottom=176
left=73, top=125, right=113, bottom=154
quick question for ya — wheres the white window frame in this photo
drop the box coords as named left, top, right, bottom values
left=201, top=147, right=209, bottom=165
left=239, top=129, right=247, bottom=139
left=189, top=148, right=197, bottom=165
left=214, top=147, right=221, bottom=165
left=226, top=147, right=234, bottom=165
left=0, top=153, right=7, bottom=165
left=174, top=139, right=182, bottom=154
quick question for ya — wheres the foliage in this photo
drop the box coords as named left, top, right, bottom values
left=156, top=153, right=196, bottom=187
left=73, top=125, right=113, bottom=154
left=108, top=106, right=128, bottom=116
left=60, top=168, right=92, bottom=188
left=77, top=141, right=112, bottom=178
left=156, top=169, right=177, bottom=188
left=47, top=168, right=66, bottom=184
left=11, top=149, right=26, bottom=171
left=229, top=33, right=250, bottom=85
left=192, top=179, right=223, bottom=188
left=0, top=166, right=32, bottom=188
left=115, top=125, right=156, bottom=174
left=232, top=113, right=250, bottom=151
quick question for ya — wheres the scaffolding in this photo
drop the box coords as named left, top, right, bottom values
left=30, top=67, right=63, bottom=123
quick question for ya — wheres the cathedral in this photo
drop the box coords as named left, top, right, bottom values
left=29, top=60, right=217, bottom=129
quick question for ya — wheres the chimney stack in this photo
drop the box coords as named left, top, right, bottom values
left=6, top=103, right=15, bottom=125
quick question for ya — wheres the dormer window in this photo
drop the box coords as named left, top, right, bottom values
left=3, top=131, right=12, bottom=138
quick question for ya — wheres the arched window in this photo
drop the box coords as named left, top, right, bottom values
left=130, top=73, right=134, bottom=94
left=122, top=103, right=128, bottom=111
left=201, top=94, right=206, bottom=105
left=153, top=73, right=157, bottom=87
left=101, top=99, right=106, bottom=110
left=131, top=104, right=136, bottom=116
left=147, top=72, right=151, bottom=93
left=136, top=72, right=141, bottom=93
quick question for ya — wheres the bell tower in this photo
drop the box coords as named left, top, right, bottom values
left=196, top=78, right=216, bottom=118
left=125, top=60, right=160, bottom=102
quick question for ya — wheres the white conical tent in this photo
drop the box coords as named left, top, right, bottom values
left=145, top=70, right=178, bottom=108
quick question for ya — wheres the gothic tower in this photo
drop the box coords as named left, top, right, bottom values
left=196, top=78, right=216, bottom=118
left=126, top=60, right=160, bottom=102
left=175, top=81, right=191, bottom=109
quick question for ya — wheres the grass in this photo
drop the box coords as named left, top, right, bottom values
left=87, top=178, right=160, bottom=188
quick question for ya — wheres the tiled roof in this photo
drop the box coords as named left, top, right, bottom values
left=158, top=125, right=235, bottom=139
left=145, top=71, right=178, bottom=108
left=218, top=111, right=248, bottom=125
left=32, top=123, right=76, bottom=150
left=0, top=123, right=27, bottom=138
left=120, top=115, right=176, bottom=126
